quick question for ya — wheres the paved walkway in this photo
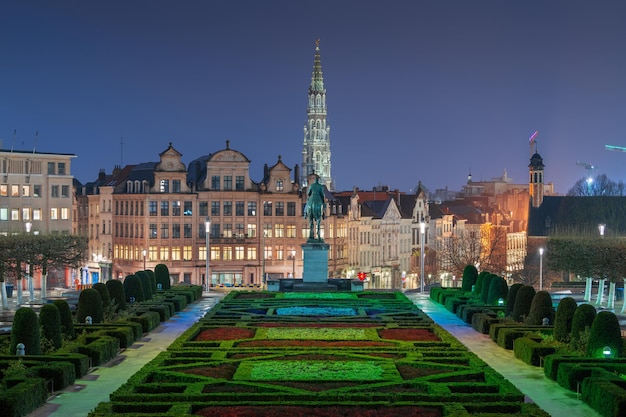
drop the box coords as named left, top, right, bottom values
left=407, top=293, right=601, bottom=417
left=26, top=292, right=223, bottom=417
left=15, top=290, right=605, bottom=417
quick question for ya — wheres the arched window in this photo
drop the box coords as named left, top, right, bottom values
left=126, top=181, right=133, bottom=193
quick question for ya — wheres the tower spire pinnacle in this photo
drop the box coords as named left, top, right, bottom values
left=302, top=40, right=333, bottom=191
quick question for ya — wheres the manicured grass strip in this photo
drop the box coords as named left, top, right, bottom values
left=235, top=360, right=395, bottom=381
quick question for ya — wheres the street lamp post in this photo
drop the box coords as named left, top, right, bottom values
left=205, top=217, right=211, bottom=292
left=539, top=247, right=544, bottom=291
left=262, top=231, right=267, bottom=285
left=420, top=221, right=425, bottom=293
left=290, top=249, right=296, bottom=278
left=142, top=249, right=146, bottom=270
left=599, top=223, right=606, bottom=238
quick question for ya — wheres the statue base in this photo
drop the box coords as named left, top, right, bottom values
left=302, top=241, right=330, bottom=283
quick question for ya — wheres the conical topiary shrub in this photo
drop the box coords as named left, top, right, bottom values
left=53, top=299, right=75, bottom=340
left=474, top=271, right=490, bottom=297
left=9, top=307, right=41, bottom=355
left=571, top=303, right=597, bottom=342
left=76, top=288, right=104, bottom=324
left=92, top=282, right=111, bottom=308
left=155, top=263, right=171, bottom=290
left=505, top=283, right=523, bottom=317
left=461, top=265, right=478, bottom=293
left=553, top=297, right=578, bottom=342
left=106, top=279, right=127, bottom=311
left=146, top=270, right=157, bottom=295
left=135, top=271, right=152, bottom=300
left=487, top=275, right=508, bottom=305
left=526, top=290, right=554, bottom=325
left=512, top=285, right=536, bottom=322
left=586, top=311, right=624, bottom=358
left=123, top=274, right=145, bottom=303
left=39, top=303, right=62, bottom=350
left=480, top=274, right=496, bottom=304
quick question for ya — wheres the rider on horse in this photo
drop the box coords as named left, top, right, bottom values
left=304, top=177, right=326, bottom=241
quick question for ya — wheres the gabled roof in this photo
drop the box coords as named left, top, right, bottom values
left=528, top=195, right=626, bottom=237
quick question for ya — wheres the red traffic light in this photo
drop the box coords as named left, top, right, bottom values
left=358, top=272, right=366, bottom=281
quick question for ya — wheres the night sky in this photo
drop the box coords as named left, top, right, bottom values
left=2, top=1, right=626, bottom=194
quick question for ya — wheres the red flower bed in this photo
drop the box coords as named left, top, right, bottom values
left=378, top=328, right=440, bottom=341
left=257, top=322, right=380, bottom=328
left=196, top=405, right=442, bottom=417
left=182, top=363, right=238, bottom=379
left=396, top=365, right=451, bottom=380
left=195, top=327, right=256, bottom=341
left=237, top=340, right=394, bottom=348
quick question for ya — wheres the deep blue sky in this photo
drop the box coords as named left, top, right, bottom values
left=2, top=1, right=626, bottom=194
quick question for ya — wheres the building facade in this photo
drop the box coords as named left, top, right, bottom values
left=1, top=149, right=76, bottom=235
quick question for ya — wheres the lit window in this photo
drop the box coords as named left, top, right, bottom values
left=210, top=247, right=220, bottom=260
left=247, top=247, right=257, bottom=260
left=33, top=209, right=41, bottom=220
left=50, top=208, right=58, bottom=220
left=11, top=185, right=19, bottom=197
left=223, top=246, right=233, bottom=260
left=235, top=246, right=244, bottom=260
left=0, top=208, right=7, bottom=221
left=160, top=247, right=169, bottom=261
left=21, top=185, right=30, bottom=197
left=0, top=185, right=7, bottom=196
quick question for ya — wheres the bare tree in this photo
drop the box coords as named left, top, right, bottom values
left=436, top=224, right=508, bottom=277
left=567, top=174, right=625, bottom=196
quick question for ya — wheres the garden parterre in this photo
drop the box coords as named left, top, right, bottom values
left=89, top=291, right=549, bottom=417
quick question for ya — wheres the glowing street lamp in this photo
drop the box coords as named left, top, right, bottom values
left=420, top=221, right=425, bottom=293
left=539, top=247, right=544, bottom=291
left=599, top=223, right=606, bottom=238
left=205, top=217, right=211, bottom=292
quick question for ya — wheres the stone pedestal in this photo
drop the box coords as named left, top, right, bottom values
left=302, top=241, right=330, bottom=283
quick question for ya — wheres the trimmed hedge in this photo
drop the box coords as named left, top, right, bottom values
left=487, top=275, right=508, bottom=305
left=461, top=265, right=478, bottom=292
left=582, top=377, right=626, bottom=417
left=76, top=288, right=104, bottom=324
left=553, top=297, right=577, bottom=342
left=586, top=311, right=624, bottom=358
left=512, top=285, right=535, bottom=322
left=526, top=291, right=554, bottom=325
left=571, top=303, right=596, bottom=342
left=39, top=303, right=63, bottom=350
left=505, top=283, right=523, bottom=317
left=106, top=279, right=127, bottom=311
left=9, top=307, right=41, bottom=355
left=513, top=336, right=557, bottom=366
left=53, top=299, right=75, bottom=340
left=124, top=274, right=146, bottom=303
left=155, top=263, right=171, bottom=290
left=92, top=282, right=111, bottom=308
left=480, top=274, right=496, bottom=304
left=0, top=377, right=47, bottom=417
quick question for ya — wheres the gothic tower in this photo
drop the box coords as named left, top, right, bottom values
left=529, top=151, right=545, bottom=208
left=302, top=39, right=333, bottom=190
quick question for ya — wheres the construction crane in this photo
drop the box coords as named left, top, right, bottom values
left=605, top=144, right=626, bottom=153
left=576, top=161, right=596, bottom=178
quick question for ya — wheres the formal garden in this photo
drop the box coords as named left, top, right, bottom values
left=0, top=264, right=202, bottom=417
left=87, top=290, right=549, bottom=417
left=430, top=265, right=626, bottom=417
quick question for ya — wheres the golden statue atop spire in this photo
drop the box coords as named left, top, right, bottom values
left=315, top=38, right=320, bottom=48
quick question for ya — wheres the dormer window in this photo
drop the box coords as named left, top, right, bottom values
left=160, top=179, right=169, bottom=193
left=276, top=179, right=284, bottom=191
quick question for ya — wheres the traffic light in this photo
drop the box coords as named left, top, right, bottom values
left=358, top=272, right=366, bottom=281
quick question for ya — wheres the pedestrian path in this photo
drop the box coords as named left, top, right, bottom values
left=407, top=293, right=600, bottom=417
left=27, top=292, right=223, bottom=417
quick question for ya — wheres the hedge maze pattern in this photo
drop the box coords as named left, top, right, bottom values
left=90, top=292, right=548, bottom=417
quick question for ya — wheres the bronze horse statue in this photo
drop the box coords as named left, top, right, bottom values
left=304, top=177, right=326, bottom=241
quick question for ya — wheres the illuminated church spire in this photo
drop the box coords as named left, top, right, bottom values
left=302, top=39, right=333, bottom=190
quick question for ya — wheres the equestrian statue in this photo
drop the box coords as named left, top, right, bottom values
left=304, top=177, right=327, bottom=241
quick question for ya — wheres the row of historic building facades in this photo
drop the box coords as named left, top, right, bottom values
left=0, top=142, right=536, bottom=290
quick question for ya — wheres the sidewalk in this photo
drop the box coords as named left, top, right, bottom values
left=26, top=292, right=223, bottom=417
left=407, top=293, right=601, bottom=417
